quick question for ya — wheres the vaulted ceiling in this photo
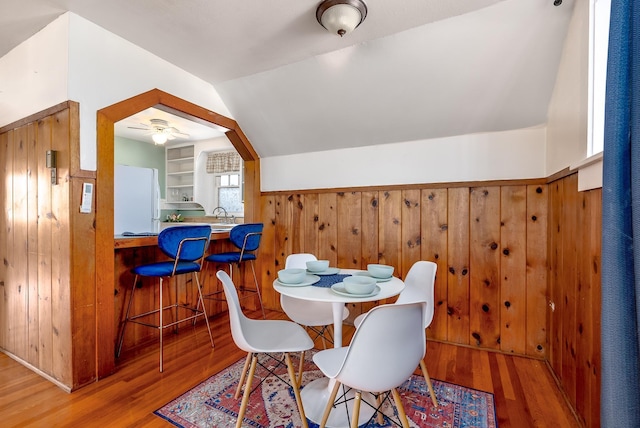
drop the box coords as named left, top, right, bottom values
left=1, top=0, right=576, bottom=157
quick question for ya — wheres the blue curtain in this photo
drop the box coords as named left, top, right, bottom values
left=601, top=0, right=640, bottom=426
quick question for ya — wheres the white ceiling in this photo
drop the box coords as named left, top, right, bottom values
left=0, top=0, right=576, bottom=156
left=114, top=107, right=226, bottom=146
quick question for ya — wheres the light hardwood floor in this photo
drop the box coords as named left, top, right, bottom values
left=0, top=309, right=580, bottom=427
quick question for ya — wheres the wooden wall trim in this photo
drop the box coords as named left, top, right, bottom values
left=546, top=167, right=574, bottom=184
left=0, top=101, right=73, bottom=133
left=261, top=169, right=582, bottom=197
left=261, top=177, right=549, bottom=196
left=95, top=88, right=259, bottom=378
left=0, top=101, right=96, bottom=180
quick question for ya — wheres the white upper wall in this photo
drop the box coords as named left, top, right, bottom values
left=67, top=13, right=231, bottom=171
left=1, top=11, right=588, bottom=190
left=546, top=0, right=589, bottom=174
left=0, top=14, right=69, bottom=125
left=261, top=127, right=546, bottom=191
left=217, top=0, right=573, bottom=160
left=0, top=13, right=231, bottom=171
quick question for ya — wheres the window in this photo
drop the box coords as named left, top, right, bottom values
left=215, top=172, right=243, bottom=214
left=206, top=151, right=243, bottom=216
left=588, top=0, right=611, bottom=155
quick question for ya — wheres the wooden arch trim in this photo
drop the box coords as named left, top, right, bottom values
left=95, top=88, right=260, bottom=378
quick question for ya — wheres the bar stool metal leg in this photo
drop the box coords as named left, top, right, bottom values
left=195, top=273, right=215, bottom=348
left=249, top=260, right=265, bottom=319
left=116, top=274, right=139, bottom=358
left=159, top=277, right=164, bottom=372
left=115, top=225, right=215, bottom=372
left=203, top=223, right=265, bottom=319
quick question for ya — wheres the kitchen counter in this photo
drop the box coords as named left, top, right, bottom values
left=114, top=229, right=231, bottom=249
left=114, top=226, right=251, bottom=362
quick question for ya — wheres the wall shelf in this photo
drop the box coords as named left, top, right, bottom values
left=166, top=145, right=195, bottom=203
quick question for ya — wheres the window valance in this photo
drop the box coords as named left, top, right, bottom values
left=206, top=151, right=241, bottom=173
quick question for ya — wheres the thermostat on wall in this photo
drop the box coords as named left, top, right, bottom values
left=80, top=183, right=93, bottom=213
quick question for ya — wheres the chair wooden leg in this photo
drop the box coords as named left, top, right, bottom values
left=320, top=381, right=341, bottom=428
left=375, top=393, right=385, bottom=425
left=285, top=353, right=308, bottom=428
left=236, top=354, right=257, bottom=428
left=297, top=351, right=305, bottom=387
left=235, top=353, right=252, bottom=399
left=391, top=388, right=410, bottom=428
left=419, top=358, right=438, bottom=407
left=350, top=391, right=362, bottom=428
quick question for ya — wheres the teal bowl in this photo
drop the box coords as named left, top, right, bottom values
left=343, top=275, right=376, bottom=295
left=367, top=264, right=394, bottom=279
left=278, top=268, right=306, bottom=284
left=306, top=260, right=330, bottom=272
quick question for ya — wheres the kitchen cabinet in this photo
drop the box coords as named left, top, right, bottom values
left=166, top=144, right=195, bottom=204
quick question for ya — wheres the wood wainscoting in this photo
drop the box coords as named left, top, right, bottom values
left=259, top=174, right=602, bottom=427
left=0, top=102, right=97, bottom=391
left=259, top=181, right=549, bottom=359
left=548, top=173, right=601, bottom=428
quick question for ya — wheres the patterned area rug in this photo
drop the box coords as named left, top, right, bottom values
left=155, top=352, right=497, bottom=428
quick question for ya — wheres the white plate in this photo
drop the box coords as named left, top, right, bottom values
left=331, top=284, right=381, bottom=298
left=352, top=271, right=393, bottom=282
left=275, top=274, right=320, bottom=287
left=307, top=267, right=340, bottom=276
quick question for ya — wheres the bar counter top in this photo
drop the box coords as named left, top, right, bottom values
left=114, top=230, right=231, bottom=249
left=113, top=226, right=238, bottom=361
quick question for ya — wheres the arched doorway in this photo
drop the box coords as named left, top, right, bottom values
left=95, top=89, right=260, bottom=378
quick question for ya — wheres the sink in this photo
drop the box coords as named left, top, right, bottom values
left=160, top=222, right=234, bottom=232
left=208, top=223, right=235, bottom=229
left=208, top=223, right=235, bottom=233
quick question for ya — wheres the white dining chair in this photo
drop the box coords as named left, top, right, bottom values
left=281, top=253, right=350, bottom=349
left=313, top=302, right=426, bottom=428
left=353, top=260, right=438, bottom=407
left=216, top=270, right=314, bottom=428
left=281, top=253, right=350, bottom=386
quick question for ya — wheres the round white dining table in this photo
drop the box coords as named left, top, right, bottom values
left=273, top=268, right=405, bottom=427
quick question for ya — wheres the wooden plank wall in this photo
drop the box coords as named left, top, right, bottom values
left=548, top=174, right=602, bottom=428
left=258, top=183, right=549, bottom=358
left=0, top=102, right=97, bottom=391
left=0, top=100, right=602, bottom=428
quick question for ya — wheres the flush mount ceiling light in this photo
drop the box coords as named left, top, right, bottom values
left=316, top=0, right=367, bottom=37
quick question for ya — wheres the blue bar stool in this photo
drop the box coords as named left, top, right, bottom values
left=116, top=225, right=215, bottom=372
left=204, top=223, right=265, bottom=319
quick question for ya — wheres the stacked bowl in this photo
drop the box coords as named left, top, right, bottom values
left=343, top=275, right=377, bottom=295
left=306, top=260, right=330, bottom=273
left=277, top=268, right=306, bottom=284
left=367, top=264, right=394, bottom=279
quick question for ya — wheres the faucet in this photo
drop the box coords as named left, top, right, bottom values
left=212, top=206, right=228, bottom=223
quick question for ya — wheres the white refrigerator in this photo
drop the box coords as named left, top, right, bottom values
left=114, top=164, right=161, bottom=235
